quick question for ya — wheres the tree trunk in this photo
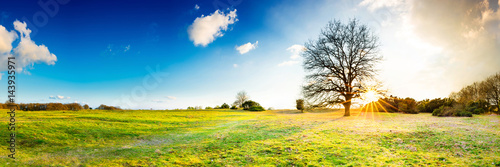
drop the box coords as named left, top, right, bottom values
left=343, top=101, right=351, bottom=116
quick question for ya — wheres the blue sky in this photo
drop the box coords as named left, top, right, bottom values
left=1, top=0, right=499, bottom=109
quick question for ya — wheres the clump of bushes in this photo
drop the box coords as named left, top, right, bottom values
left=249, top=106, right=265, bottom=111
left=242, top=100, right=260, bottom=110
left=230, top=105, right=237, bottom=110
left=364, top=96, right=418, bottom=114
left=221, top=103, right=230, bottom=109
left=97, top=104, right=122, bottom=110
left=464, top=100, right=489, bottom=114
left=205, top=106, right=213, bottom=110
left=432, top=106, right=472, bottom=117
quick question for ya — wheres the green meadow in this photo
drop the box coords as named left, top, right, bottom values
left=1, top=109, right=499, bottom=166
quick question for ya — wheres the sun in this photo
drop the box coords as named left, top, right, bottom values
left=360, top=89, right=382, bottom=105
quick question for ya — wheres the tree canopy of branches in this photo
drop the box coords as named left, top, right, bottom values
left=302, top=19, right=381, bottom=116
left=233, top=91, right=249, bottom=108
left=450, top=72, right=500, bottom=113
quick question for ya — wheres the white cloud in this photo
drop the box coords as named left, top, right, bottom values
left=278, top=60, right=299, bottom=67
left=166, top=96, right=177, bottom=100
left=194, top=4, right=200, bottom=10
left=277, top=44, right=305, bottom=67
left=236, top=41, right=258, bottom=54
left=0, top=25, right=17, bottom=54
left=188, top=9, right=238, bottom=47
left=287, top=44, right=305, bottom=59
left=233, top=64, right=238, bottom=68
left=50, top=95, right=70, bottom=100
left=0, top=21, right=57, bottom=73
left=359, top=0, right=405, bottom=12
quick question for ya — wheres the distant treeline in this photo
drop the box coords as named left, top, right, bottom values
left=364, top=72, right=500, bottom=117
left=0, top=103, right=121, bottom=111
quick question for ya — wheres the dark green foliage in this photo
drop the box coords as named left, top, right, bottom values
left=465, top=100, right=489, bottom=114
left=221, top=103, right=230, bottom=109
left=456, top=110, right=473, bottom=117
left=242, top=100, right=261, bottom=110
left=296, top=99, right=305, bottom=112
left=205, top=106, right=213, bottom=109
left=432, top=106, right=472, bottom=117
left=418, top=98, right=446, bottom=113
left=187, top=106, right=195, bottom=110
left=398, top=97, right=418, bottom=114
left=230, top=105, right=237, bottom=110
left=249, top=106, right=265, bottom=111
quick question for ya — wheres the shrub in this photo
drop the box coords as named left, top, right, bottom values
left=205, top=106, right=213, bottom=109
left=296, top=99, right=305, bottom=112
left=187, top=106, right=195, bottom=110
left=221, top=103, right=230, bottom=109
left=242, top=100, right=260, bottom=110
left=456, top=110, right=473, bottom=117
left=214, top=105, right=220, bottom=109
left=230, top=105, right=237, bottom=110
left=472, top=108, right=485, bottom=115
left=398, top=98, right=418, bottom=114
left=432, top=106, right=444, bottom=116
left=432, top=106, right=473, bottom=117
left=249, top=106, right=265, bottom=111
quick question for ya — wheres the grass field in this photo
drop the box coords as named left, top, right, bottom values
left=1, top=109, right=499, bottom=166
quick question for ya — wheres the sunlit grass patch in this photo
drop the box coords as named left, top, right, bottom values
left=0, top=109, right=499, bottom=166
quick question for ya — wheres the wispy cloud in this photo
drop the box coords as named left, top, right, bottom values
left=49, top=95, right=71, bottom=100
left=278, top=60, right=299, bottom=67
left=103, top=44, right=131, bottom=56
left=152, top=99, right=168, bottom=103
left=124, top=45, right=130, bottom=52
left=236, top=41, right=258, bottom=54
left=194, top=4, right=200, bottom=10
left=287, top=44, right=305, bottom=59
left=166, top=96, right=177, bottom=100
left=188, top=9, right=238, bottom=47
left=278, top=44, right=305, bottom=67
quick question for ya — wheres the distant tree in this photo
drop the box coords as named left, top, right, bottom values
left=205, top=106, right=213, bottom=109
left=83, top=104, right=89, bottom=110
left=230, top=105, right=237, bottom=110
left=187, top=106, right=195, bottom=110
left=302, top=19, right=381, bottom=116
left=97, top=104, right=121, bottom=110
left=296, top=99, right=305, bottom=113
left=480, top=73, right=500, bottom=113
left=234, top=91, right=249, bottom=108
left=398, top=98, right=418, bottom=114
left=221, top=103, right=230, bottom=109
left=242, top=100, right=260, bottom=110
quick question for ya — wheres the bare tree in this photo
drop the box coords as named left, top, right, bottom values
left=302, top=19, right=381, bottom=116
left=234, top=91, right=249, bottom=108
